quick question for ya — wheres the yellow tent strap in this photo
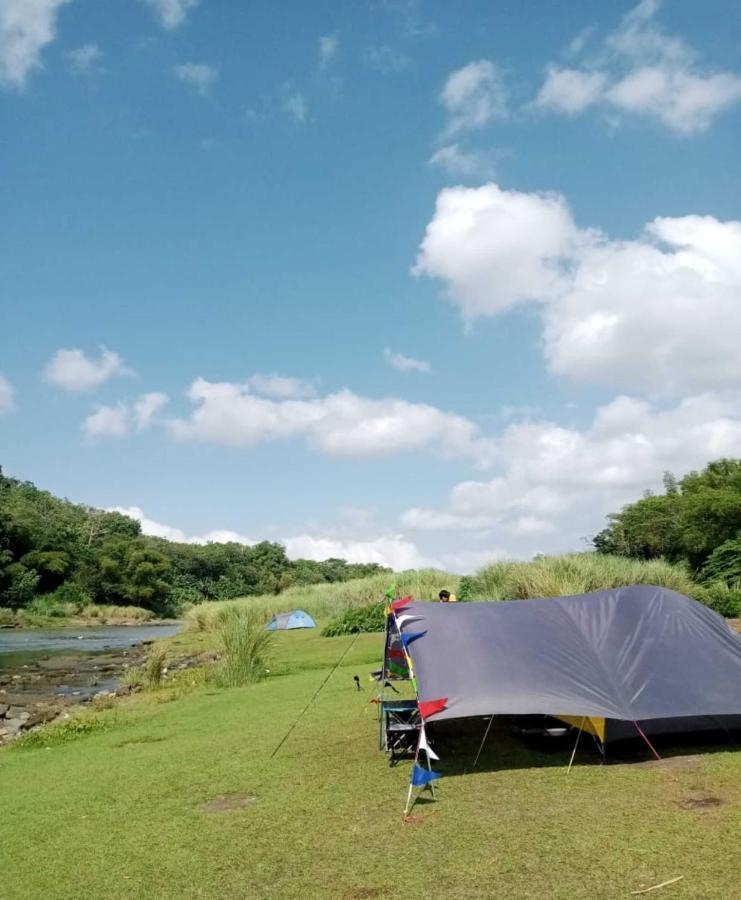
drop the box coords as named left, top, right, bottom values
left=555, top=715, right=606, bottom=742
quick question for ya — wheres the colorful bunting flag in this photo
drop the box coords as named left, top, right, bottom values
left=410, top=676, right=418, bottom=694
left=390, top=597, right=412, bottom=613
left=418, top=724, right=439, bottom=761
left=418, top=697, right=448, bottom=720
left=411, top=765, right=441, bottom=787
left=394, top=613, right=422, bottom=629
left=387, top=660, right=408, bottom=677
left=400, top=630, right=427, bottom=648
left=384, top=586, right=396, bottom=600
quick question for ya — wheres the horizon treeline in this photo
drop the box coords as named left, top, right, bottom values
left=594, top=458, right=741, bottom=589
left=0, top=467, right=387, bottom=616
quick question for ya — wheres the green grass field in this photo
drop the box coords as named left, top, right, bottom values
left=2, top=628, right=740, bottom=899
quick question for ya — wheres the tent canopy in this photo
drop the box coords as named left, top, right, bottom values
left=266, top=609, right=316, bottom=631
left=391, top=586, right=741, bottom=728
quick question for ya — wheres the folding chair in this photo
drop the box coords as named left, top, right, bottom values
left=381, top=699, right=421, bottom=765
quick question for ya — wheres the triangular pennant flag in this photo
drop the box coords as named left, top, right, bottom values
left=387, top=660, right=408, bottom=677
left=410, top=676, right=418, bottom=694
left=418, top=697, right=448, bottom=720
left=418, top=724, right=440, bottom=761
left=390, top=597, right=412, bottom=613
left=388, top=648, right=406, bottom=660
left=394, top=614, right=422, bottom=630
left=384, top=586, right=396, bottom=600
left=411, top=764, right=441, bottom=787
left=400, top=630, right=427, bottom=648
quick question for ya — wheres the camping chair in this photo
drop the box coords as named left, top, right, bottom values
left=380, top=699, right=421, bottom=765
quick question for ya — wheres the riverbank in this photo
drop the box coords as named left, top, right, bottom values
left=0, top=623, right=183, bottom=745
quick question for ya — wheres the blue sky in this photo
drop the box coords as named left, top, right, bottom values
left=2, top=0, right=741, bottom=571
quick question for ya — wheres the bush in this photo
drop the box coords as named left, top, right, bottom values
left=700, top=539, right=741, bottom=586
left=213, top=605, right=274, bottom=688
left=322, top=602, right=386, bottom=636
left=700, top=582, right=741, bottom=618
left=26, top=594, right=72, bottom=618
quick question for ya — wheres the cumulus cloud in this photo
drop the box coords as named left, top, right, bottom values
left=67, top=43, right=102, bottom=73
left=44, top=347, right=130, bottom=392
left=383, top=348, right=431, bottom=374
left=0, top=374, right=14, bottom=412
left=415, top=182, right=741, bottom=395
left=109, top=506, right=253, bottom=545
left=174, top=62, right=218, bottom=95
left=144, top=0, right=199, bottom=30
left=283, top=533, right=431, bottom=570
left=83, top=392, right=168, bottom=437
left=429, top=143, right=497, bottom=179
left=402, top=392, right=741, bottom=553
left=440, top=60, right=507, bottom=135
left=168, top=377, right=494, bottom=464
left=83, top=403, right=130, bottom=438
left=0, top=0, right=70, bottom=88
left=534, top=0, right=741, bottom=133
left=365, top=45, right=410, bottom=74
left=318, top=33, right=338, bottom=69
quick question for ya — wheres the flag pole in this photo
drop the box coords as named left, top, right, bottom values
left=403, top=728, right=423, bottom=817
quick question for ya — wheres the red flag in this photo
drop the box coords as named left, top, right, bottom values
left=391, top=596, right=413, bottom=612
left=418, top=697, right=447, bottom=719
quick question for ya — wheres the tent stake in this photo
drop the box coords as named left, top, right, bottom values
left=566, top=717, right=586, bottom=774
left=472, top=715, right=494, bottom=771
left=633, top=721, right=661, bottom=761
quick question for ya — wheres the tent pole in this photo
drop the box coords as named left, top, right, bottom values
left=472, top=715, right=494, bottom=770
left=566, top=717, right=586, bottom=774
left=633, top=721, right=661, bottom=761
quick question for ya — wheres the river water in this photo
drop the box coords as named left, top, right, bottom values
left=0, top=624, right=182, bottom=660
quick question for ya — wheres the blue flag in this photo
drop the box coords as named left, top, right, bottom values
left=411, top=764, right=441, bottom=787
left=400, top=630, right=427, bottom=648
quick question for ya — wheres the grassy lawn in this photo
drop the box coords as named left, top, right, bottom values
left=2, top=629, right=740, bottom=899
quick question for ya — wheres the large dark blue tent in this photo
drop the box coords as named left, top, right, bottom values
left=386, top=585, right=741, bottom=743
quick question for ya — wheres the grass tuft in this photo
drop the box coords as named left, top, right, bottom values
left=212, top=605, right=274, bottom=687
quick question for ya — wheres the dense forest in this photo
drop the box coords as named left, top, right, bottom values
left=0, top=467, right=386, bottom=616
left=594, top=458, right=741, bottom=592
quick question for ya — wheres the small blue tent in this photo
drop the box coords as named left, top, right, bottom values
left=266, top=609, right=316, bottom=631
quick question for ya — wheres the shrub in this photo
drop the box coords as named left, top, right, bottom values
left=26, top=594, right=71, bottom=618
left=143, top=643, right=168, bottom=689
left=322, top=602, right=386, bottom=636
left=213, top=605, right=274, bottom=688
left=469, top=553, right=700, bottom=602
left=700, top=539, right=741, bottom=586
left=701, top=582, right=741, bottom=618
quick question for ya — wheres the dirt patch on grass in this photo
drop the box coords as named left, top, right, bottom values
left=630, top=754, right=704, bottom=772
left=200, top=793, right=257, bottom=813
left=343, top=888, right=388, bottom=899
left=116, top=735, right=168, bottom=747
left=678, top=792, right=725, bottom=810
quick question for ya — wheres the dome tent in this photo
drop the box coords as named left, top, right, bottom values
left=266, top=609, right=316, bottom=631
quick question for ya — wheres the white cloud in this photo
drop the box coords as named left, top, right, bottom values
left=440, top=60, right=507, bottom=136
left=318, top=33, right=338, bottom=69
left=283, top=90, right=308, bottom=123
left=402, top=392, right=741, bottom=554
left=144, top=0, right=199, bottom=30
left=535, top=67, right=608, bottom=115
left=283, top=533, right=430, bottom=570
left=83, top=403, right=130, bottom=438
left=0, top=0, right=70, bottom=88
left=44, top=346, right=130, bottom=392
left=415, top=182, right=741, bottom=395
left=429, top=143, right=497, bottom=179
left=413, top=183, right=584, bottom=319
left=83, top=392, right=168, bottom=437
left=109, top=505, right=253, bottom=545
left=67, top=42, right=102, bottom=73
left=535, top=0, right=741, bottom=134
left=246, top=373, right=317, bottom=400
left=174, top=62, right=218, bottom=96
left=0, top=374, right=14, bottom=412
left=168, top=377, right=494, bottom=464
left=133, top=392, right=169, bottom=429
left=383, top=348, right=431, bottom=374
